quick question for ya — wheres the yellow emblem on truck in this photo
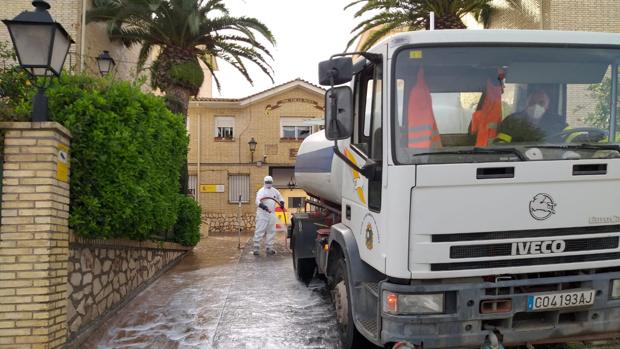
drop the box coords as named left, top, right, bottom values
left=343, top=148, right=366, bottom=205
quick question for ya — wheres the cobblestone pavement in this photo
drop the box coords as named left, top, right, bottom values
left=83, top=232, right=341, bottom=349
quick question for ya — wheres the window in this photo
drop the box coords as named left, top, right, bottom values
left=228, top=174, right=249, bottom=203
left=392, top=46, right=620, bottom=164
left=353, top=62, right=383, bottom=212
left=288, top=197, right=304, bottom=209
left=270, top=167, right=295, bottom=187
left=188, top=175, right=197, bottom=199
left=215, top=116, right=235, bottom=139
left=281, top=117, right=313, bottom=140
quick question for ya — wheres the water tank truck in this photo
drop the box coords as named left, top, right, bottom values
left=291, top=29, right=620, bottom=349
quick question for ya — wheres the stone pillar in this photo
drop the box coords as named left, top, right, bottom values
left=0, top=122, right=71, bottom=349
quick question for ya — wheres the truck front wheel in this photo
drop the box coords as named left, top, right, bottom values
left=331, top=258, right=372, bottom=349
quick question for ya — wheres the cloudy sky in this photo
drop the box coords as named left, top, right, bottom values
left=212, top=0, right=354, bottom=98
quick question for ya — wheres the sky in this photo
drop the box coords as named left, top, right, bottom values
left=212, top=0, right=355, bottom=98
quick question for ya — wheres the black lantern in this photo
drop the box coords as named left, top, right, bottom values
left=287, top=178, right=296, bottom=191
left=3, top=0, right=74, bottom=121
left=96, top=50, right=116, bottom=76
left=248, top=137, right=257, bottom=163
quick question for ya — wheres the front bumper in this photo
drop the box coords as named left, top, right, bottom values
left=380, top=271, right=620, bottom=348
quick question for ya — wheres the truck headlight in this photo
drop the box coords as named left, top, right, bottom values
left=611, top=279, right=620, bottom=299
left=383, top=292, right=444, bottom=315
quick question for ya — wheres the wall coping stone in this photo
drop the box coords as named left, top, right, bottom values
left=0, top=121, right=72, bottom=139
left=69, top=231, right=193, bottom=251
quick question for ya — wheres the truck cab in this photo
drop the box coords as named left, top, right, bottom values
left=292, top=30, right=620, bottom=349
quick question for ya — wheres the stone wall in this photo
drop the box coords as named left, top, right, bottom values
left=203, top=213, right=255, bottom=233
left=65, top=234, right=190, bottom=344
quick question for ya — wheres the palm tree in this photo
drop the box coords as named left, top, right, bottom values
left=88, top=0, right=275, bottom=194
left=87, top=0, right=276, bottom=116
left=346, top=0, right=520, bottom=51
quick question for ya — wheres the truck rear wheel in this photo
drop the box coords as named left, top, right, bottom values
left=331, top=258, right=373, bottom=349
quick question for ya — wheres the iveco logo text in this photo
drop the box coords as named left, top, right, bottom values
left=511, top=240, right=566, bottom=256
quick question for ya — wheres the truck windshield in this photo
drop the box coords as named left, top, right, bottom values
left=393, top=46, right=620, bottom=164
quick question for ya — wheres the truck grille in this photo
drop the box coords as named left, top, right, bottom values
left=427, top=225, right=620, bottom=272
left=432, top=252, right=620, bottom=271
left=450, top=237, right=619, bottom=259
left=432, top=225, right=620, bottom=243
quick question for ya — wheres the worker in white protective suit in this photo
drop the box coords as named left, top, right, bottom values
left=253, top=176, right=285, bottom=256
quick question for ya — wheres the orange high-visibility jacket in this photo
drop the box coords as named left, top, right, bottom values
left=407, top=68, right=441, bottom=149
left=470, top=79, right=503, bottom=147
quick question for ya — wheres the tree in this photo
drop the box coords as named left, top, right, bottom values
left=87, top=0, right=276, bottom=193
left=88, top=0, right=275, bottom=115
left=346, top=0, right=521, bottom=51
left=585, top=76, right=620, bottom=133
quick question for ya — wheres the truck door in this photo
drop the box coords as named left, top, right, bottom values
left=344, top=59, right=384, bottom=269
left=351, top=63, right=382, bottom=211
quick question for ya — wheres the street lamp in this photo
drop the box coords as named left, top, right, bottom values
left=2, top=0, right=74, bottom=122
left=287, top=178, right=296, bottom=191
left=248, top=137, right=257, bottom=163
left=96, top=50, right=116, bottom=76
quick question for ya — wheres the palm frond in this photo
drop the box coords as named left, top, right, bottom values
left=87, top=0, right=276, bottom=99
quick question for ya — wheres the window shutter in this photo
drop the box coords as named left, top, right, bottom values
left=228, top=174, right=250, bottom=203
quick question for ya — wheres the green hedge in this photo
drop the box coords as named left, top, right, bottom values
left=173, top=194, right=202, bottom=246
left=43, top=74, right=193, bottom=241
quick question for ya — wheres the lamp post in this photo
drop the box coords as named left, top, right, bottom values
left=287, top=178, right=296, bottom=191
left=2, top=0, right=74, bottom=122
left=248, top=137, right=257, bottom=163
left=96, top=50, right=116, bottom=76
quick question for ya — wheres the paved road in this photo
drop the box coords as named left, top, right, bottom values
left=83, top=232, right=620, bottom=349
left=84, top=232, right=341, bottom=349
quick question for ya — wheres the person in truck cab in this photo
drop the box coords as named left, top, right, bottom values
left=495, top=89, right=567, bottom=143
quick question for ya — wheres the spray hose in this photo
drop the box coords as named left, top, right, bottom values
left=259, top=197, right=289, bottom=250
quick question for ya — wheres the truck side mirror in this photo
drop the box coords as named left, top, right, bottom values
left=325, top=86, right=353, bottom=141
left=318, top=57, right=353, bottom=86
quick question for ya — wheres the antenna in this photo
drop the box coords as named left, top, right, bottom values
left=429, top=11, right=435, bottom=30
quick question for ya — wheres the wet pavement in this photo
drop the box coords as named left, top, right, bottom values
left=83, top=232, right=341, bottom=349
left=80, top=231, right=620, bottom=349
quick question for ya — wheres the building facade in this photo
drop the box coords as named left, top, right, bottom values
left=187, top=79, right=325, bottom=233
left=488, top=0, right=620, bottom=32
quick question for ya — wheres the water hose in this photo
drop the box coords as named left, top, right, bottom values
left=259, top=197, right=289, bottom=250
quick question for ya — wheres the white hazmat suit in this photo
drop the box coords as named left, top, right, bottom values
left=253, top=177, right=284, bottom=254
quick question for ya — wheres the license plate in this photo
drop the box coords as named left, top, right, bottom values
left=527, top=289, right=595, bottom=311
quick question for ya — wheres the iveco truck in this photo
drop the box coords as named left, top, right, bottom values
left=290, top=30, right=620, bottom=349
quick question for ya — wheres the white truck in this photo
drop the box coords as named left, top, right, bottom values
left=290, top=30, right=620, bottom=349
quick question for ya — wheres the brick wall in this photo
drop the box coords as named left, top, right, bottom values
left=0, top=122, right=72, bottom=349
left=488, top=0, right=620, bottom=32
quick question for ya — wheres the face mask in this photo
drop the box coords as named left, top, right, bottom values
left=527, top=104, right=546, bottom=120
left=265, top=183, right=272, bottom=189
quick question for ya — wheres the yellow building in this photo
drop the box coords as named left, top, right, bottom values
left=488, top=0, right=620, bottom=32
left=187, top=79, right=325, bottom=233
